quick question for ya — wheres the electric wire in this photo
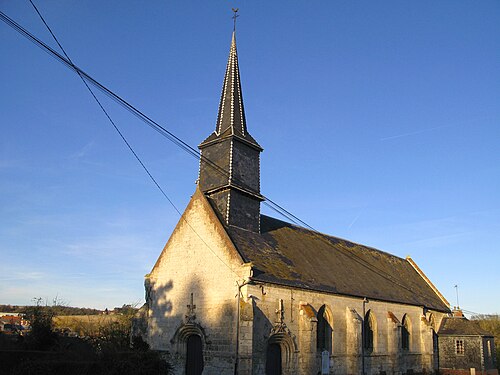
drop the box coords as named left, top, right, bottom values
left=0, top=9, right=313, bottom=231
left=25, top=1, right=241, bottom=278
left=461, top=309, right=484, bottom=317
left=2, top=9, right=451, bottom=308
left=27, top=1, right=178, bottom=213
left=315, top=233, right=436, bottom=302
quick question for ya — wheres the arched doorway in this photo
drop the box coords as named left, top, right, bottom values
left=266, top=342, right=282, bottom=375
left=186, top=334, right=203, bottom=375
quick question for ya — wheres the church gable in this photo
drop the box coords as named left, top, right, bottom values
left=148, top=186, right=248, bottom=283
left=145, top=188, right=251, bottom=370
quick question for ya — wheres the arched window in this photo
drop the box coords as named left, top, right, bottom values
left=428, top=313, right=438, bottom=354
left=401, top=314, right=411, bottom=351
left=428, top=313, right=436, bottom=330
left=363, top=310, right=375, bottom=353
left=317, top=305, right=333, bottom=353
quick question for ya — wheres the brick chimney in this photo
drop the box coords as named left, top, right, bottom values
left=452, top=307, right=464, bottom=318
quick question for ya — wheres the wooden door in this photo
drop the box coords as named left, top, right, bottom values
left=266, top=343, right=282, bottom=375
left=186, top=334, right=203, bottom=375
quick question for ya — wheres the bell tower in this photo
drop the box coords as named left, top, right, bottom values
left=198, top=31, right=263, bottom=232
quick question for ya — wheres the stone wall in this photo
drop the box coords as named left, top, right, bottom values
left=439, top=335, right=498, bottom=375
left=483, top=337, right=497, bottom=371
left=143, top=188, right=449, bottom=375
left=244, top=283, right=446, bottom=375
left=439, top=336, right=482, bottom=372
left=146, top=189, right=250, bottom=375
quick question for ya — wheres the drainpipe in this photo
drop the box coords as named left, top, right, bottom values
left=362, top=298, right=368, bottom=375
left=235, top=280, right=250, bottom=375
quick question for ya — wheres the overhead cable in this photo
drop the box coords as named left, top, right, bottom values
left=0, top=9, right=314, bottom=231
left=2, top=9, right=450, bottom=306
left=24, top=2, right=241, bottom=277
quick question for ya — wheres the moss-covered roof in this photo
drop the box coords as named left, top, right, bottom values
left=226, top=215, right=450, bottom=312
left=438, top=317, right=493, bottom=336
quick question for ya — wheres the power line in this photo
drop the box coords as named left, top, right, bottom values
left=25, top=1, right=241, bottom=278
left=2, top=9, right=447, bottom=306
left=27, top=0, right=177, bottom=213
left=4, top=9, right=446, bottom=306
left=312, top=233, right=443, bottom=306
left=0, top=9, right=464, bottom=314
left=0, top=9, right=314, bottom=231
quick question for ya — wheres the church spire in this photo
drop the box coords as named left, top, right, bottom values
left=204, top=31, right=260, bottom=148
left=216, top=32, right=246, bottom=137
left=198, top=28, right=263, bottom=232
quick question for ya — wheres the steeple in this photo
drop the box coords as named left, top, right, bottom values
left=198, top=31, right=263, bottom=232
left=200, top=32, right=261, bottom=149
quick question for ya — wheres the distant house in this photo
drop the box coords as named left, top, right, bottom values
left=438, top=308, right=497, bottom=375
left=0, top=315, right=28, bottom=334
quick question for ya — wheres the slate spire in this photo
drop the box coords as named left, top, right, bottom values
left=202, top=32, right=261, bottom=148
left=198, top=31, right=263, bottom=232
left=216, top=33, right=247, bottom=138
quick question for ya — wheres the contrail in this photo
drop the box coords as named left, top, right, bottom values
left=380, top=124, right=451, bottom=141
left=348, top=213, right=361, bottom=229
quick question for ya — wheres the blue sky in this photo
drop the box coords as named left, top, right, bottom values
left=1, top=1, right=499, bottom=313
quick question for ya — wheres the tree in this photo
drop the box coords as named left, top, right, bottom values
left=23, top=297, right=58, bottom=350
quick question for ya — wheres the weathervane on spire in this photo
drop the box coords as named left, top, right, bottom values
left=232, top=8, right=239, bottom=32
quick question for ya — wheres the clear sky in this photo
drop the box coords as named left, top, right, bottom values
left=1, top=1, right=499, bottom=313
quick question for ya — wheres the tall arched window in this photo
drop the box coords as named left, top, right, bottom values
left=428, top=313, right=438, bottom=354
left=401, top=314, right=411, bottom=351
left=317, top=305, right=333, bottom=352
left=363, top=310, right=375, bottom=353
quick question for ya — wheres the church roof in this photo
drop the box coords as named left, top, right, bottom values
left=199, top=32, right=261, bottom=150
left=438, top=316, right=493, bottom=336
left=225, top=215, right=450, bottom=312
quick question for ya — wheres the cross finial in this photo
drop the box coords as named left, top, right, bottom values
left=186, top=292, right=197, bottom=323
left=276, top=299, right=285, bottom=324
left=271, top=298, right=288, bottom=334
left=232, top=8, right=239, bottom=32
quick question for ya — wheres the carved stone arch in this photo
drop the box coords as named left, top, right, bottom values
left=171, top=322, right=208, bottom=356
left=427, top=312, right=436, bottom=330
left=401, top=314, right=411, bottom=351
left=267, top=331, right=298, bottom=374
left=317, top=304, right=334, bottom=353
left=319, top=304, right=334, bottom=325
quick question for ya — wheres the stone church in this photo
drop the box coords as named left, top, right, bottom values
left=135, top=31, right=497, bottom=375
